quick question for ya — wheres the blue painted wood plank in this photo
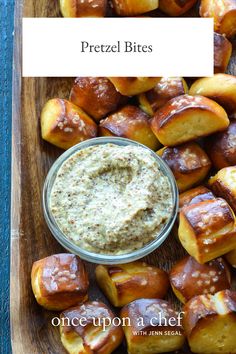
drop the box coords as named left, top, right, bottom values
left=0, top=0, right=15, bottom=353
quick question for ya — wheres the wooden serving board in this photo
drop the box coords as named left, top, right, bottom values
left=10, top=1, right=236, bottom=353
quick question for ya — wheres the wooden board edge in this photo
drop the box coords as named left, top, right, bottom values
left=10, top=0, right=23, bottom=353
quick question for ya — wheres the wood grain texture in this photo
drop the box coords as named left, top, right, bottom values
left=11, top=1, right=236, bottom=353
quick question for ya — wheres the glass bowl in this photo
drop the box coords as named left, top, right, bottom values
left=43, top=137, right=178, bottom=264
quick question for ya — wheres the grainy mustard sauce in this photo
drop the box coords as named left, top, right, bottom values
left=50, top=144, right=173, bottom=254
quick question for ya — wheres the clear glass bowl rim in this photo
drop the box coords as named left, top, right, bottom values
left=43, top=137, right=179, bottom=264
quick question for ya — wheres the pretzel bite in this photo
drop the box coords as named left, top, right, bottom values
left=60, top=301, right=124, bottom=354
left=41, top=98, right=97, bottom=149
left=95, top=262, right=169, bottom=307
left=151, top=94, right=229, bottom=147
left=60, top=0, right=107, bottom=17
left=189, top=74, right=236, bottom=114
left=159, top=0, right=197, bottom=16
left=139, top=77, right=188, bottom=116
left=178, top=198, right=236, bottom=263
left=205, top=121, right=236, bottom=170
left=170, top=256, right=231, bottom=304
left=157, top=142, right=211, bottom=192
left=184, top=290, right=236, bottom=353
left=176, top=186, right=215, bottom=237
left=111, top=0, right=159, bottom=16
left=214, top=33, right=232, bottom=73
left=99, top=105, right=160, bottom=150
left=69, top=77, right=126, bottom=122
left=226, top=248, right=236, bottom=267
left=209, top=166, right=236, bottom=214
left=108, top=77, right=160, bottom=96
left=31, top=254, right=89, bottom=311
left=179, top=186, right=215, bottom=210
left=200, top=0, right=236, bottom=38
left=121, top=299, right=185, bottom=354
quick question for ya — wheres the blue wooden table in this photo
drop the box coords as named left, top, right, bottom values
left=0, top=0, right=15, bottom=353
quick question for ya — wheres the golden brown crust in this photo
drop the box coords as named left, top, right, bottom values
left=108, top=77, right=160, bottom=96
left=214, top=32, right=232, bottom=73
left=69, top=77, right=126, bottom=121
left=184, top=290, right=236, bottom=335
left=99, top=105, right=161, bottom=150
left=181, top=199, right=234, bottom=236
left=157, top=142, right=212, bottom=192
left=170, top=256, right=231, bottom=303
left=95, top=261, right=169, bottom=307
left=60, top=301, right=124, bottom=354
left=205, top=121, right=236, bottom=170
left=139, top=77, right=188, bottom=116
left=178, top=198, right=236, bottom=263
left=151, top=94, right=229, bottom=146
left=41, top=98, right=97, bottom=150
left=159, top=0, right=197, bottom=16
left=31, top=254, right=89, bottom=311
left=179, top=186, right=216, bottom=210
left=60, top=0, right=107, bottom=17
left=189, top=74, right=236, bottom=114
left=208, top=166, right=236, bottom=213
left=112, top=0, right=159, bottom=16
left=183, top=290, right=236, bottom=353
left=121, top=299, right=185, bottom=354
left=226, top=248, right=236, bottom=268
left=200, top=0, right=236, bottom=38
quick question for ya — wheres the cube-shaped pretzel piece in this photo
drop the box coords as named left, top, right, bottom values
left=189, top=74, right=236, bottom=114
left=205, top=121, right=236, bottom=170
left=121, top=298, right=185, bottom=354
left=200, top=0, right=236, bottom=38
left=184, top=290, right=236, bottom=353
left=41, top=98, right=97, bottom=149
left=99, top=105, right=161, bottom=150
left=159, top=0, right=197, bottom=16
left=179, top=186, right=216, bottom=210
left=107, top=77, right=160, bottom=96
left=214, top=33, right=232, bottom=73
left=209, top=166, right=236, bottom=214
left=60, top=301, right=124, bottom=354
left=138, top=77, right=188, bottom=116
left=95, top=261, right=169, bottom=307
left=174, top=186, right=215, bottom=238
left=226, top=248, right=236, bottom=268
left=178, top=198, right=236, bottom=263
left=170, top=255, right=231, bottom=304
left=157, top=142, right=212, bottom=192
left=151, top=94, right=229, bottom=147
left=69, top=77, right=127, bottom=121
left=112, top=0, right=159, bottom=16
left=31, top=254, right=89, bottom=311
left=60, top=0, right=107, bottom=17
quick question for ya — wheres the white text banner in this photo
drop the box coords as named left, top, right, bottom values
left=23, top=18, right=214, bottom=77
